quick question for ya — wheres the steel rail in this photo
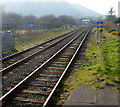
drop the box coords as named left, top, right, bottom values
left=1, top=29, right=80, bottom=70
left=0, top=29, right=81, bottom=75
left=1, top=29, right=77, bottom=61
left=43, top=28, right=92, bottom=107
left=0, top=28, right=88, bottom=104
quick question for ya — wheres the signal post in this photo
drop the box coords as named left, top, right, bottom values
left=97, top=22, right=104, bottom=44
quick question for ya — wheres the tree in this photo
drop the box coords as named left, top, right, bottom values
left=38, top=15, right=59, bottom=24
left=104, top=7, right=117, bottom=30
left=106, top=7, right=117, bottom=22
left=23, top=15, right=38, bottom=30
left=115, top=18, right=120, bottom=23
left=58, top=15, right=75, bottom=25
left=108, top=7, right=115, bottom=16
left=2, top=12, right=23, bottom=31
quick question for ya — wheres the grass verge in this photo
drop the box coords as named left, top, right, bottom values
left=52, top=28, right=120, bottom=105
left=3, top=28, right=72, bottom=56
left=15, top=28, right=72, bottom=51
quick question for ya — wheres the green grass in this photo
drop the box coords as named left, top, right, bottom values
left=52, top=28, right=120, bottom=104
left=3, top=28, right=72, bottom=56
left=15, top=28, right=72, bottom=51
left=73, top=28, right=120, bottom=88
left=100, top=31, right=119, bottom=75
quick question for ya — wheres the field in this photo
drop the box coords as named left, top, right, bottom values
left=15, top=28, right=72, bottom=51
left=3, top=28, right=72, bottom=56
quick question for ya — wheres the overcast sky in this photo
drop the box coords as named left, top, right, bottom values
left=67, top=0, right=119, bottom=15
left=1, top=0, right=119, bottom=15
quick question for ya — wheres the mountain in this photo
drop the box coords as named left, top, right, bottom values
left=2, top=2, right=103, bottom=18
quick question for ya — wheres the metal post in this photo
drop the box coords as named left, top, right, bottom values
left=97, top=22, right=104, bottom=43
left=96, top=28, right=99, bottom=44
left=100, top=28, right=103, bottom=41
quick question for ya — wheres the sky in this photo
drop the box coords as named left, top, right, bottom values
left=67, top=0, right=119, bottom=16
left=1, top=0, right=119, bottom=16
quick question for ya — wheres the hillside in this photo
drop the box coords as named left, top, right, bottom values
left=2, top=2, right=103, bottom=18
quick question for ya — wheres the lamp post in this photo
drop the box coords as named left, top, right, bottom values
left=9, top=18, right=15, bottom=49
left=9, top=19, right=14, bottom=33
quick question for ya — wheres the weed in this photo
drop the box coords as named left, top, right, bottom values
left=15, top=28, right=71, bottom=51
left=51, top=28, right=120, bottom=104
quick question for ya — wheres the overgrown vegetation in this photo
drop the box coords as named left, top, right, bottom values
left=100, top=30, right=119, bottom=75
left=52, top=28, right=120, bottom=104
left=15, top=28, right=71, bottom=51
left=2, top=28, right=72, bottom=57
left=52, top=8, right=119, bottom=104
left=104, top=7, right=118, bottom=31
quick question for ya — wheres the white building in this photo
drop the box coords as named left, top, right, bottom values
left=81, top=19, right=91, bottom=25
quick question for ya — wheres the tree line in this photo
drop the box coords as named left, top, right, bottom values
left=2, top=7, right=119, bottom=31
left=2, top=12, right=76, bottom=30
left=104, top=7, right=120, bottom=30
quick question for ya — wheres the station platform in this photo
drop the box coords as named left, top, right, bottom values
left=63, top=84, right=119, bottom=107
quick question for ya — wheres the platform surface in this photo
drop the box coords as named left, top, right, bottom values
left=63, top=84, right=119, bottom=107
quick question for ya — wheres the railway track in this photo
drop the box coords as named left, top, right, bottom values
left=1, top=28, right=80, bottom=69
left=1, top=28, right=83, bottom=76
left=0, top=27, right=92, bottom=106
left=2, top=28, right=85, bottom=95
